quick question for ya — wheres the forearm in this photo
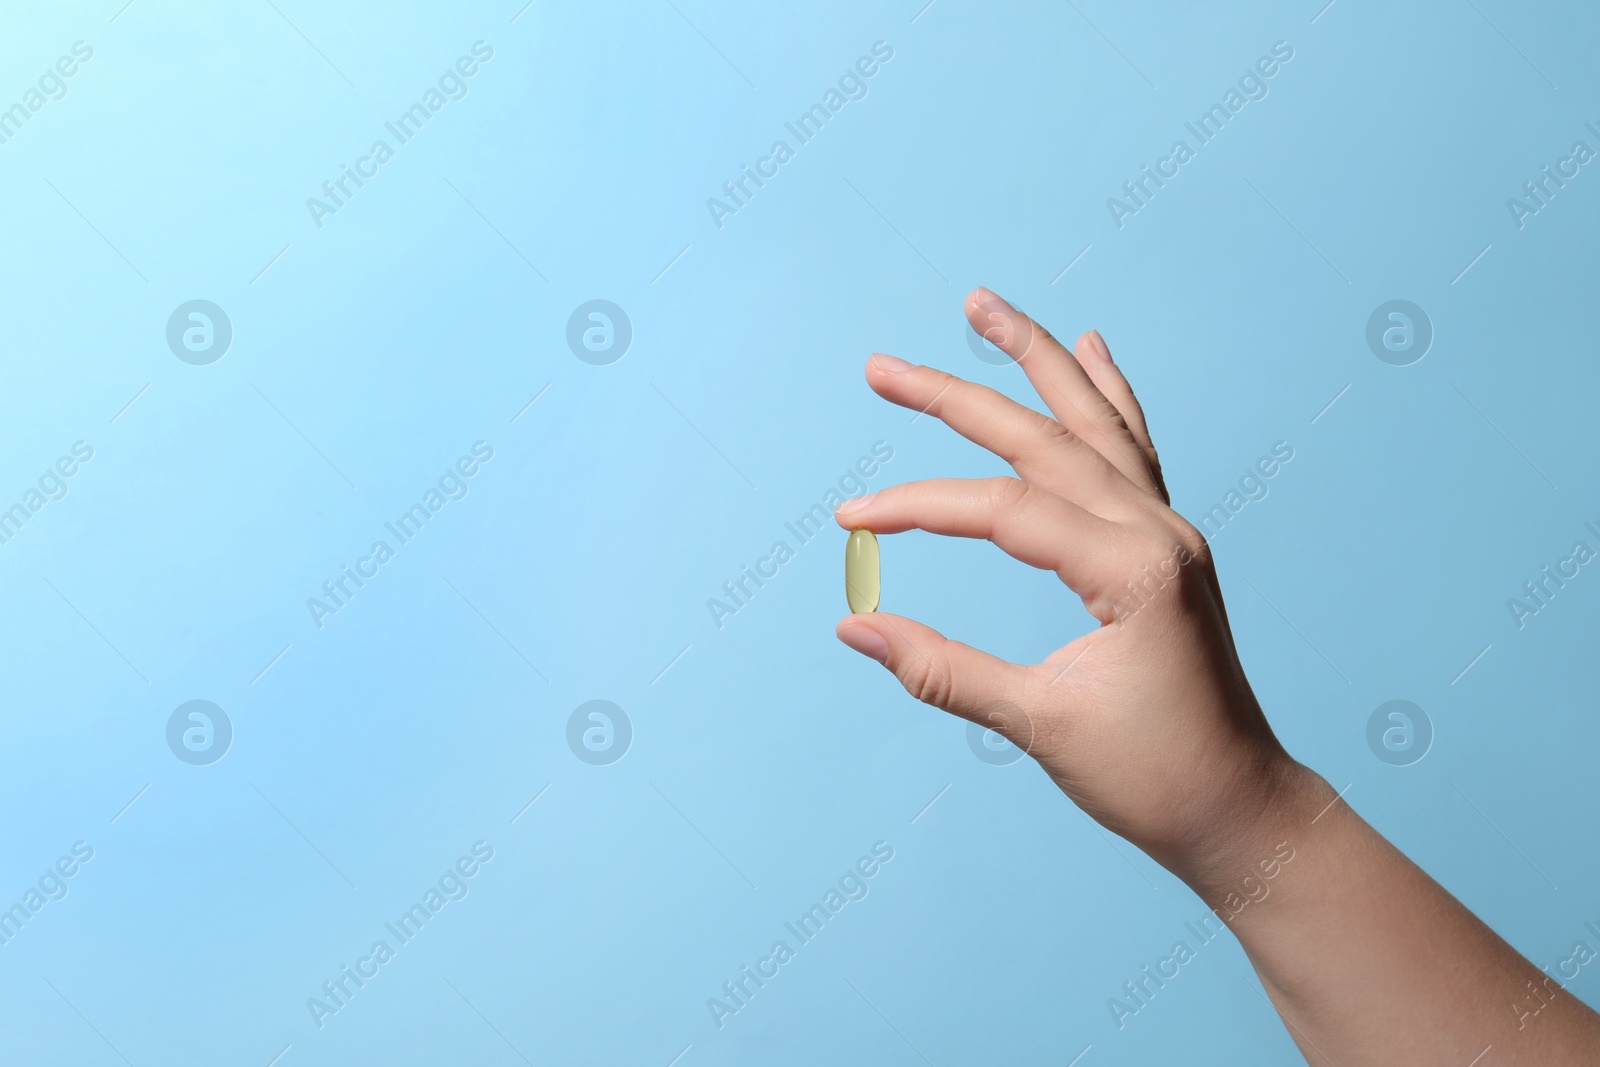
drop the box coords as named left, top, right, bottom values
left=1186, top=762, right=1600, bottom=1065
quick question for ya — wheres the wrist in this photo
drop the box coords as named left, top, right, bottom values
left=1165, top=750, right=1326, bottom=906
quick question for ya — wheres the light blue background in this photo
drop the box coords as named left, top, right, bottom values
left=1, top=1, right=1596, bottom=1063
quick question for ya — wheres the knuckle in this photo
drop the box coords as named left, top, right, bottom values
left=1174, top=519, right=1211, bottom=564
left=1102, top=525, right=1216, bottom=625
left=1102, top=406, right=1132, bottom=436
left=899, top=656, right=952, bottom=708
left=1037, top=415, right=1075, bottom=448
left=1023, top=318, right=1053, bottom=351
left=923, top=369, right=958, bottom=408
left=1089, top=401, right=1145, bottom=457
left=985, top=476, right=1031, bottom=512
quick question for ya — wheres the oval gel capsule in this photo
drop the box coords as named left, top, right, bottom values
left=845, top=528, right=880, bottom=613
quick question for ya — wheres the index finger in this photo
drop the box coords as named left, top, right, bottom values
left=863, top=354, right=1140, bottom=519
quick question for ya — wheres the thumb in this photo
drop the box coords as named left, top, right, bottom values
left=836, top=612, right=1034, bottom=739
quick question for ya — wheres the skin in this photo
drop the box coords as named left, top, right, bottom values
left=833, top=287, right=1600, bottom=1065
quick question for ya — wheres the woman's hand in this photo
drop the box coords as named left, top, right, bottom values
left=837, top=289, right=1600, bottom=1065
left=834, top=287, right=1305, bottom=885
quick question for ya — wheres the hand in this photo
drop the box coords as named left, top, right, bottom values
left=837, top=291, right=1600, bottom=1066
left=834, top=288, right=1306, bottom=884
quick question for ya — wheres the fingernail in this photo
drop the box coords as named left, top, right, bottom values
left=972, top=286, right=1016, bottom=314
left=835, top=491, right=876, bottom=515
left=869, top=353, right=913, bottom=373
left=1088, top=330, right=1112, bottom=363
left=838, top=621, right=890, bottom=663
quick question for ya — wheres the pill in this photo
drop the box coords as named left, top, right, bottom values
left=845, top=528, right=880, bottom=613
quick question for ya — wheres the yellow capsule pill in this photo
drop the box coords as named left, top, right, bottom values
left=845, top=528, right=880, bottom=613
